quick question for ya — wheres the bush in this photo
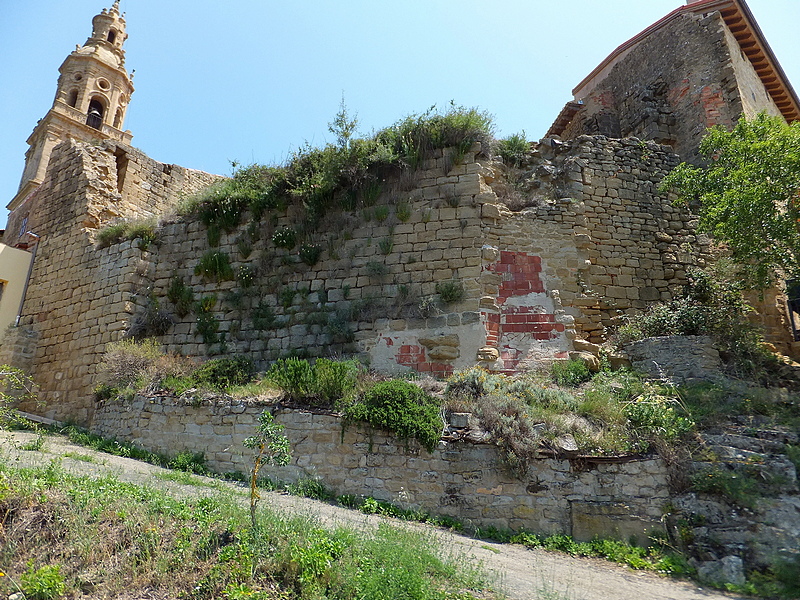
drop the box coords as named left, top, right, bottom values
left=496, top=132, right=530, bottom=167
left=344, top=380, right=443, bottom=452
left=194, top=251, right=234, bottom=282
left=166, top=275, right=194, bottom=318
left=99, top=338, right=163, bottom=390
left=192, top=356, right=256, bottom=390
left=20, top=564, right=65, bottom=600
left=551, top=359, right=591, bottom=387
left=435, top=279, right=465, bottom=304
left=266, top=358, right=315, bottom=402
left=0, top=365, right=35, bottom=426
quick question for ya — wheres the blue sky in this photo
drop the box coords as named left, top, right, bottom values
left=1, top=1, right=798, bottom=229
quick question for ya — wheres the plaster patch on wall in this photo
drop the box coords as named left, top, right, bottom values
left=482, top=250, right=570, bottom=372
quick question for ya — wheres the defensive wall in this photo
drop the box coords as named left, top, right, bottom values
left=0, top=134, right=792, bottom=424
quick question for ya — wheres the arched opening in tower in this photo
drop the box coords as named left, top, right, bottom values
left=107, top=29, right=117, bottom=44
left=86, top=98, right=104, bottom=130
left=67, top=89, right=79, bottom=108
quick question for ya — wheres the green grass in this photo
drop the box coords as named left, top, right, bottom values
left=0, top=462, right=494, bottom=600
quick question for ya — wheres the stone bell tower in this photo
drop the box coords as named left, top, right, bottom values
left=8, top=1, right=135, bottom=214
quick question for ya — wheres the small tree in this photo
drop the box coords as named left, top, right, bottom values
left=0, top=365, right=36, bottom=427
left=661, top=113, right=800, bottom=290
left=243, top=410, right=291, bottom=527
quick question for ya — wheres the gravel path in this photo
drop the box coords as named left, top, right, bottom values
left=0, top=430, right=743, bottom=600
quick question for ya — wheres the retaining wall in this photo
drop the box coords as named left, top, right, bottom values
left=93, top=394, right=671, bottom=542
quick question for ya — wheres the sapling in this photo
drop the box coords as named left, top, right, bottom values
left=243, top=410, right=291, bottom=527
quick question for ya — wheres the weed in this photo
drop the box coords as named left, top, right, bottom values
left=237, top=265, right=256, bottom=289
left=436, top=279, right=465, bottom=304
left=378, top=236, right=394, bottom=255
left=551, top=359, right=591, bottom=387
left=251, top=301, right=276, bottom=330
left=344, top=380, right=443, bottom=452
left=298, top=242, right=323, bottom=266
left=396, top=202, right=412, bottom=222
left=195, top=251, right=234, bottom=282
left=374, top=205, right=389, bottom=222
left=20, top=563, right=65, bottom=600
left=496, top=132, right=530, bottom=167
left=271, top=226, right=297, bottom=250
left=287, top=478, right=333, bottom=501
left=366, top=260, right=388, bottom=278
left=166, top=275, right=195, bottom=318
left=192, top=356, right=256, bottom=390
left=96, top=219, right=157, bottom=250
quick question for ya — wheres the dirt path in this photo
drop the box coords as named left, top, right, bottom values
left=0, top=430, right=743, bottom=600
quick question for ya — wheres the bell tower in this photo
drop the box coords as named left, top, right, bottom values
left=9, top=1, right=135, bottom=213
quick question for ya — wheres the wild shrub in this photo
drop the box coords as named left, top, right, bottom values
left=313, top=358, right=361, bottom=404
left=435, top=279, right=465, bottom=304
left=298, top=242, right=323, bottom=266
left=271, top=226, right=297, bottom=249
left=551, top=359, right=591, bottom=387
left=445, top=366, right=504, bottom=399
left=474, top=394, right=541, bottom=476
left=266, top=358, right=315, bottom=402
left=192, top=356, right=256, bottom=390
left=496, top=131, right=530, bottom=167
left=344, top=380, right=443, bottom=452
left=194, top=251, right=234, bottom=282
left=617, top=267, right=777, bottom=381
left=166, top=275, right=194, bottom=318
left=99, top=338, right=163, bottom=391
left=96, top=219, right=157, bottom=250
left=0, top=365, right=35, bottom=426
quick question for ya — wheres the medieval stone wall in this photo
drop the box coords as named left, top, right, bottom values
left=92, top=394, right=670, bottom=542
left=1, top=140, right=218, bottom=423
left=2, top=135, right=792, bottom=423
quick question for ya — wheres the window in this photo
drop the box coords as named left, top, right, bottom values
left=67, top=89, right=78, bottom=108
left=108, top=29, right=117, bottom=44
left=86, top=98, right=104, bottom=130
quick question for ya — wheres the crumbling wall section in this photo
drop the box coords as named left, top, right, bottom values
left=565, top=12, right=747, bottom=163
left=2, top=141, right=221, bottom=424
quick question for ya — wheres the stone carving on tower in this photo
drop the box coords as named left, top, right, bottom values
left=9, top=1, right=134, bottom=213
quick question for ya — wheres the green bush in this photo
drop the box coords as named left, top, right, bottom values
left=344, top=380, right=443, bottom=452
left=445, top=366, right=504, bottom=399
left=166, top=275, right=194, bottom=318
left=551, top=359, right=591, bottom=387
left=435, top=279, right=465, bottom=304
left=20, top=563, right=65, bottom=600
left=192, top=356, right=256, bottom=390
left=266, top=358, right=315, bottom=402
left=194, top=251, right=234, bottom=282
left=298, top=242, right=323, bottom=266
left=271, top=226, right=297, bottom=249
left=313, top=358, right=361, bottom=403
left=496, top=132, right=530, bottom=167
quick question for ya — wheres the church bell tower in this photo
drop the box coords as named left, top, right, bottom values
left=9, top=1, right=135, bottom=213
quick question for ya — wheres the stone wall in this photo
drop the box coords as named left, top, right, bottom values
left=92, top=394, right=670, bottom=542
left=561, top=11, right=781, bottom=163
left=1, top=140, right=217, bottom=423
left=2, top=134, right=793, bottom=423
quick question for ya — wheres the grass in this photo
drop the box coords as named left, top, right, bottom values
left=0, top=461, right=494, bottom=600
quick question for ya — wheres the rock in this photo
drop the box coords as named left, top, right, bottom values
left=694, top=556, right=746, bottom=586
left=448, top=412, right=470, bottom=429
left=572, top=339, right=601, bottom=356
left=569, top=350, right=601, bottom=372
left=477, top=346, right=500, bottom=361
left=419, top=334, right=459, bottom=349
left=555, top=434, right=578, bottom=452
left=608, top=352, right=632, bottom=370
left=428, top=346, right=459, bottom=360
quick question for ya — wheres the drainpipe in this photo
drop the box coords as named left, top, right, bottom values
left=15, top=232, right=40, bottom=327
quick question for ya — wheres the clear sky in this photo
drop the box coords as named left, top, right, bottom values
left=1, top=1, right=798, bottom=230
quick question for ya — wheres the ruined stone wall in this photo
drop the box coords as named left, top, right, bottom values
left=565, top=12, right=748, bottom=163
left=92, top=395, right=670, bottom=542
left=2, top=140, right=219, bottom=423
left=2, top=135, right=793, bottom=423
